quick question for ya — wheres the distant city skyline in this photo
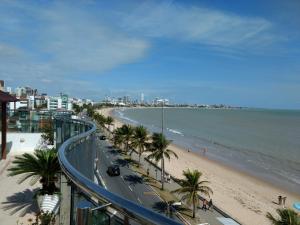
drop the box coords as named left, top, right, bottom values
left=1, top=1, right=300, bottom=109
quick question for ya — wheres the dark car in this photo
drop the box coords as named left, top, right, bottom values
left=107, top=165, right=120, bottom=176
left=99, top=135, right=106, bottom=140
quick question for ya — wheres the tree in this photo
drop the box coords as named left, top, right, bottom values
left=8, top=149, right=60, bottom=195
left=120, top=124, right=134, bottom=154
left=131, top=126, right=149, bottom=165
left=94, top=113, right=106, bottom=128
left=105, top=116, right=114, bottom=128
left=72, top=103, right=82, bottom=114
left=147, top=133, right=178, bottom=190
left=112, top=127, right=124, bottom=148
left=105, top=116, right=114, bottom=137
left=172, top=169, right=213, bottom=218
left=41, top=119, right=54, bottom=145
left=266, top=208, right=300, bottom=225
left=86, top=104, right=95, bottom=118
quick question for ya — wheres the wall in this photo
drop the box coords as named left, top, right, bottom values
left=5, top=133, right=44, bottom=155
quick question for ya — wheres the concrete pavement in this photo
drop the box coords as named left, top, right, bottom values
left=0, top=156, right=39, bottom=225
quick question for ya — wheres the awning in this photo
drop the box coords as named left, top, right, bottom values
left=0, top=91, right=18, bottom=102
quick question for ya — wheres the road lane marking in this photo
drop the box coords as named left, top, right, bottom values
left=128, top=186, right=133, bottom=192
left=95, top=169, right=107, bottom=189
left=137, top=198, right=142, bottom=204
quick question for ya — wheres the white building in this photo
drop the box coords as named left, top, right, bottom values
left=28, top=96, right=35, bottom=109
left=15, top=87, right=27, bottom=97
left=141, top=93, right=144, bottom=104
left=153, top=98, right=169, bottom=106
left=9, top=99, right=28, bottom=110
left=47, top=94, right=72, bottom=111
left=6, top=87, right=12, bottom=94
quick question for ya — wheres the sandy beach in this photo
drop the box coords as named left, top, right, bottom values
left=97, top=107, right=300, bottom=225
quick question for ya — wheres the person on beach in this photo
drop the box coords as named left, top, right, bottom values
left=208, top=199, right=213, bottom=210
left=282, top=196, right=287, bottom=208
left=167, top=174, right=171, bottom=183
left=202, top=199, right=208, bottom=211
left=278, top=195, right=282, bottom=205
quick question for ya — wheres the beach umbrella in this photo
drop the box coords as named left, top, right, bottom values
left=293, top=202, right=300, bottom=211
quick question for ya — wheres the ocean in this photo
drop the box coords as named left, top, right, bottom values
left=113, top=107, right=300, bottom=194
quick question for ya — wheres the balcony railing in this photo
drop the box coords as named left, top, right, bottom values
left=55, top=116, right=183, bottom=225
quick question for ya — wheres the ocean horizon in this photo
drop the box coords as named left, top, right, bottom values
left=113, top=107, right=300, bottom=195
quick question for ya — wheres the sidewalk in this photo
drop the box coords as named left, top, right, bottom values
left=0, top=156, right=39, bottom=225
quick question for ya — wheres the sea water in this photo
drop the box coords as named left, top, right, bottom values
left=113, top=108, right=300, bottom=194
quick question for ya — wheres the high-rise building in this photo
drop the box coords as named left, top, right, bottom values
left=123, top=95, right=130, bottom=104
left=6, top=87, right=12, bottom=94
left=15, top=87, right=27, bottom=97
left=141, top=93, right=144, bottom=103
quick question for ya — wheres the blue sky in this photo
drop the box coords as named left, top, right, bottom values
left=1, top=0, right=300, bottom=109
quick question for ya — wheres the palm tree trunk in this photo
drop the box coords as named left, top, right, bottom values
left=161, top=157, right=165, bottom=190
left=138, top=153, right=141, bottom=165
left=193, top=202, right=195, bottom=218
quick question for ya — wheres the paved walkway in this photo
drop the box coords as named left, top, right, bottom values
left=0, top=155, right=39, bottom=225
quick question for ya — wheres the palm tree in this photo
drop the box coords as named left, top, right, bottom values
left=72, top=103, right=82, bottom=114
left=105, top=116, right=114, bottom=128
left=147, top=133, right=178, bottom=190
left=120, top=124, right=134, bottom=154
left=266, top=208, right=300, bottom=225
left=112, top=127, right=123, bottom=148
left=8, top=149, right=60, bottom=195
left=87, top=107, right=95, bottom=118
left=105, top=116, right=114, bottom=137
left=131, top=126, right=149, bottom=165
left=94, top=113, right=106, bottom=128
left=172, top=169, right=213, bottom=218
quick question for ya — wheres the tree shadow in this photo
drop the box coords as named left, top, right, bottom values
left=1, top=188, right=39, bottom=216
left=108, top=149, right=121, bottom=156
left=272, top=201, right=279, bottom=205
left=123, top=175, right=144, bottom=186
left=113, top=158, right=138, bottom=167
left=152, top=201, right=167, bottom=213
left=114, top=158, right=129, bottom=167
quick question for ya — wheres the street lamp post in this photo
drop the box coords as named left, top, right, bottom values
left=161, top=100, right=164, bottom=134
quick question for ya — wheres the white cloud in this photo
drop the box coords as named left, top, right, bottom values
left=120, top=2, right=277, bottom=49
left=0, top=1, right=149, bottom=93
left=38, top=3, right=149, bottom=73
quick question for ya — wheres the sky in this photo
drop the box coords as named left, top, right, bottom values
left=0, top=0, right=300, bottom=109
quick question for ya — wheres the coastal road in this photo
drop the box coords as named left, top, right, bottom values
left=95, top=134, right=179, bottom=221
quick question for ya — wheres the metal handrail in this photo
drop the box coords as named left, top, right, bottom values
left=56, top=117, right=182, bottom=225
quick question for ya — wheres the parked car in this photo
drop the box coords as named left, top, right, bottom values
left=99, top=135, right=106, bottom=140
left=107, top=165, right=120, bottom=176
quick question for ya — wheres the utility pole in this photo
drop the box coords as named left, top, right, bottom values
left=161, top=100, right=164, bottom=134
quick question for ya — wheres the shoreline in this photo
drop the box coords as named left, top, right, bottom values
left=98, top=107, right=300, bottom=225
